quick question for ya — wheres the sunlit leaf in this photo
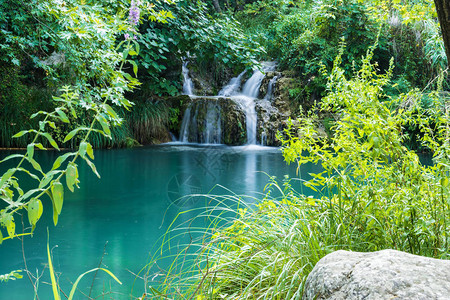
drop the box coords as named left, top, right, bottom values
left=86, top=142, right=94, bottom=160
left=66, top=163, right=78, bottom=192
left=51, top=181, right=64, bottom=215
left=27, top=144, right=35, bottom=160
left=28, top=198, right=43, bottom=230
left=12, top=130, right=29, bottom=138
left=40, top=132, right=60, bottom=150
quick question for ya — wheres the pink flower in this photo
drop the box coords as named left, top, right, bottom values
left=129, top=0, right=140, bottom=26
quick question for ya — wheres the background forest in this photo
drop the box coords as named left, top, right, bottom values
left=2, top=0, right=448, bottom=149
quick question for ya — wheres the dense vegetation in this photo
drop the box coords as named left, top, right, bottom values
left=1, top=0, right=450, bottom=299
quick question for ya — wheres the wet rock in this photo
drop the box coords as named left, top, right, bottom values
left=180, top=97, right=246, bottom=145
left=259, top=71, right=282, bottom=97
left=255, top=99, right=290, bottom=146
left=303, top=249, right=450, bottom=300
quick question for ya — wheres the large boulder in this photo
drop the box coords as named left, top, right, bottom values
left=303, top=249, right=450, bottom=300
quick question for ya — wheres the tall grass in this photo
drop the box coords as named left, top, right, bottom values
left=125, top=100, right=171, bottom=145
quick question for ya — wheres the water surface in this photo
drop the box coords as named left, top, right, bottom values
left=0, top=145, right=319, bottom=299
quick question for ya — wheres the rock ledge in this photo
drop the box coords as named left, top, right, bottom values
left=303, top=249, right=450, bottom=300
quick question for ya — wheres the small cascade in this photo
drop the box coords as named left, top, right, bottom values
left=237, top=62, right=276, bottom=144
left=233, top=96, right=257, bottom=144
left=179, top=106, right=192, bottom=142
left=264, top=75, right=279, bottom=101
left=242, top=62, right=276, bottom=98
left=179, top=61, right=278, bottom=145
left=218, top=70, right=246, bottom=97
left=179, top=100, right=222, bottom=144
left=169, top=132, right=177, bottom=142
left=261, top=131, right=267, bottom=146
left=182, top=61, right=194, bottom=95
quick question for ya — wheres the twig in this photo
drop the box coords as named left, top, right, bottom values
left=20, top=215, right=40, bottom=300
left=89, top=241, right=109, bottom=299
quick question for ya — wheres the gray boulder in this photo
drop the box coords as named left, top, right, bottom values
left=303, top=249, right=450, bottom=300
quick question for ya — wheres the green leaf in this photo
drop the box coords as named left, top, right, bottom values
left=52, top=204, right=59, bottom=226
left=16, top=167, right=40, bottom=181
left=122, top=48, right=129, bottom=60
left=28, top=198, right=43, bottom=230
left=52, top=152, right=76, bottom=170
left=0, top=229, right=2, bottom=245
left=0, top=168, right=16, bottom=188
left=12, top=130, right=29, bottom=138
left=0, top=154, right=24, bottom=163
left=7, top=217, right=15, bottom=238
left=39, top=121, right=46, bottom=131
left=86, top=143, right=94, bottom=160
left=30, top=111, right=47, bottom=119
left=96, top=115, right=111, bottom=136
left=39, top=171, right=59, bottom=189
left=35, top=143, right=46, bottom=150
left=27, top=144, right=35, bottom=160
left=129, top=60, right=138, bottom=77
left=84, top=157, right=100, bottom=178
left=79, top=142, right=87, bottom=158
left=56, top=108, right=70, bottom=123
left=19, top=188, right=43, bottom=202
left=132, top=40, right=140, bottom=55
left=51, top=181, right=64, bottom=215
left=47, top=232, right=61, bottom=300
left=40, top=133, right=60, bottom=150
left=63, top=128, right=82, bottom=143
left=104, top=104, right=119, bottom=120
left=28, top=158, right=43, bottom=173
left=66, top=163, right=78, bottom=192
left=1, top=214, right=15, bottom=238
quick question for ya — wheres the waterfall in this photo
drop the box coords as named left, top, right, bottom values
left=178, top=61, right=277, bottom=145
left=264, top=75, right=279, bottom=100
left=218, top=70, right=246, bottom=97
left=261, top=131, right=267, bottom=146
left=236, top=62, right=276, bottom=144
left=179, top=106, right=192, bottom=142
left=233, top=96, right=257, bottom=145
left=182, top=61, right=194, bottom=95
left=242, top=62, right=276, bottom=98
left=179, top=100, right=222, bottom=144
left=204, top=102, right=222, bottom=144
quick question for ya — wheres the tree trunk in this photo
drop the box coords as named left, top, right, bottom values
left=212, top=0, right=222, bottom=13
left=434, top=0, right=450, bottom=66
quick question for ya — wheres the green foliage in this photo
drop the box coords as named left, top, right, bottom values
left=137, top=0, right=264, bottom=96
left=270, top=1, right=381, bottom=74
left=280, top=45, right=450, bottom=256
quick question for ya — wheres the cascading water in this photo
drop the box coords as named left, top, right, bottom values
left=242, top=62, right=276, bottom=98
left=179, top=101, right=222, bottom=144
left=179, top=61, right=277, bottom=145
left=182, top=61, right=194, bottom=96
left=235, top=62, right=277, bottom=144
left=233, top=96, right=257, bottom=144
left=264, top=75, right=279, bottom=100
left=218, top=70, right=246, bottom=97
